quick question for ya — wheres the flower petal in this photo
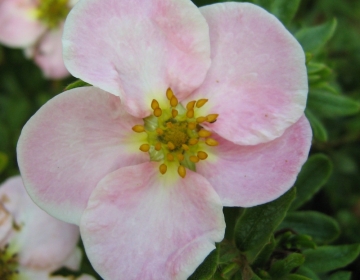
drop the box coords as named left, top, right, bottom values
left=80, top=162, right=225, bottom=280
left=63, top=0, right=211, bottom=118
left=0, top=0, right=45, bottom=47
left=0, top=176, right=79, bottom=271
left=189, top=3, right=307, bottom=145
left=17, top=87, right=148, bottom=224
left=196, top=115, right=312, bottom=207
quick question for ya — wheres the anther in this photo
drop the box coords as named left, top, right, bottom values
left=188, top=122, right=196, bottom=130
left=166, top=122, right=173, bottom=128
left=166, top=88, right=174, bottom=100
left=167, top=153, right=174, bottom=161
left=190, top=156, right=200, bottom=163
left=139, top=144, right=150, bottom=152
left=206, top=114, right=218, bottom=123
left=154, top=108, right=162, bottom=117
left=196, top=99, right=208, bottom=108
left=177, top=153, right=184, bottom=161
left=178, top=165, right=186, bottom=178
left=132, top=125, right=145, bottom=133
left=186, top=109, right=194, bottom=118
left=196, top=116, right=207, bottom=123
left=197, top=151, right=208, bottom=160
left=156, top=128, right=163, bottom=135
left=188, top=138, right=198, bottom=145
left=168, top=141, right=175, bottom=150
left=170, top=96, right=178, bottom=107
left=151, top=99, right=159, bottom=110
left=155, top=142, right=162, bottom=151
left=182, top=144, right=189, bottom=151
left=159, top=164, right=167, bottom=174
left=172, top=109, right=178, bottom=118
left=198, top=129, right=212, bottom=138
left=205, top=138, right=219, bottom=146
left=186, top=101, right=196, bottom=110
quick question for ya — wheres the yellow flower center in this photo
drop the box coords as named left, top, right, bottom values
left=132, top=88, right=219, bottom=178
left=0, top=244, right=18, bottom=280
left=35, top=0, right=70, bottom=29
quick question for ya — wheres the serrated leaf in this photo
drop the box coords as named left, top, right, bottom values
left=305, top=109, right=328, bottom=142
left=234, top=188, right=296, bottom=253
left=295, top=19, right=337, bottom=54
left=279, top=211, right=340, bottom=243
left=290, top=154, right=332, bottom=210
left=329, top=271, right=352, bottom=280
left=269, top=253, right=305, bottom=278
left=188, top=249, right=218, bottom=280
left=303, top=244, right=360, bottom=273
left=307, top=89, right=360, bottom=118
left=65, top=79, right=91, bottom=91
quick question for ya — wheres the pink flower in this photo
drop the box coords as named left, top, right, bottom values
left=0, top=0, right=77, bottom=79
left=0, top=176, right=95, bottom=280
left=17, top=0, right=312, bottom=279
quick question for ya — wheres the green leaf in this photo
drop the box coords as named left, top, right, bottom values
left=303, top=244, right=360, bottom=273
left=307, top=89, right=360, bottom=118
left=295, top=19, right=337, bottom=54
left=285, top=274, right=311, bottom=280
left=65, top=79, right=91, bottom=91
left=252, top=235, right=276, bottom=268
left=329, top=271, right=352, bottom=280
left=305, top=109, right=328, bottom=142
left=0, top=152, right=8, bottom=174
left=297, top=266, right=320, bottom=280
left=290, top=154, right=332, bottom=211
left=279, top=211, right=340, bottom=243
left=234, top=188, right=296, bottom=253
left=307, top=63, right=328, bottom=75
left=269, top=253, right=305, bottom=278
left=270, top=0, right=301, bottom=26
left=188, top=249, right=218, bottom=280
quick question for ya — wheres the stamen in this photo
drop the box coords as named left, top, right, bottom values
left=206, top=114, right=218, bottom=123
left=196, top=116, right=207, bottom=123
left=196, top=99, right=208, bottom=108
left=156, top=128, right=164, bottom=135
left=198, top=129, right=212, bottom=138
left=166, top=88, right=174, bottom=100
left=167, top=153, right=174, bottom=161
left=186, top=109, right=194, bottom=118
left=172, top=109, right=178, bottom=118
left=132, top=125, right=145, bottom=133
left=188, top=138, right=198, bottom=145
left=177, top=153, right=184, bottom=161
left=155, top=142, right=162, bottom=151
left=178, top=165, right=186, bottom=178
left=167, top=142, right=175, bottom=150
left=182, top=144, right=189, bottom=151
left=197, top=151, right=208, bottom=160
left=170, top=96, right=178, bottom=107
left=188, top=122, right=196, bottom=130
left=190, top=156, right=200, bottom=163
left=139, top=144, right=150, bottom=152
left=166, top=122, right=173, bottom=128
left=205, top=138, right=219, bottom=146
left=186, top=101, right=196, bottom=110
left=154, top=108, right=162, bottom=117
left=159, top=164, right=167, bottom=174
left=151, top=99, right=159, bottom=110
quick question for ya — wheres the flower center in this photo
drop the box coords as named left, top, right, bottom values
left=0, top=244, right=18, bottom=280
left=35, top=0, right=70, bottom=29
left=132, top=88, right=219, bottom=178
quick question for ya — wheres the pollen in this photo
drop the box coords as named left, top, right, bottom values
left=206, top=114, right=219, bottom=123
left=196, top=99, right=208, bottom=108
left=151, top=99, right=159, bottom=110
left=178, top=165, right=186, bottom=178
left=205, top=138, right=219, bottom=146
left=186, top=101, right=196, bottom=110
left=139, top=144, right=150, bottom=152
left=197, top=151, right=208, bottom=160
left=198, top=129, right=212, bottom=138
left=196, top=116, right=207, bottom=123
left=132, top=125, right=145, bottom=133
left=190, top=156, right=200, bottom=163
left=154, top=108, right=162, bottom=117
left=186, top=109, right=194, bottom=118
left=172, top=109, right=178, bottom=118
left=170, top=96, right=178, bottom=107
left=159, top=164, right=167, bottom=174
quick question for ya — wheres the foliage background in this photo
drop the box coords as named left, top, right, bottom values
left=1, top=0, right=360, bottom=279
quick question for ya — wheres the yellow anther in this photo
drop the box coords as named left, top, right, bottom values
left=196, top=99, right=208, bottom=108
left=132, top=125, right=145, bottom=133
left=197, top=151, right=208, bottom=160
left=151, top=99, right=159, bottom=110
left=168, top=141, right=175, bottom=150
left=190, top=156, right=200, bottom=163
left=188, top=122, right=196, bottom=130
left=155, top=142, right=162, bottom=151
left=186, top=101, right=196, bottom=110
left=182, top=144, right=189, bottom=151
left=170, top=96, right=178, bottom=107
left=198, top=129, right=212, bottom=138
left=166, top=122, right=173, bottom=128
left=139, top=144, right=150, bottom=152
left=159, top=164, right=167, bottom=175
left=166, top=88, right=174, bottom=100
left=196, top=116, right=207, bottom=123
left=154, top=108, right=162, bottom=117
left=205, top=138, right=219, bottom=146
left=167, top=153, right=174, bottom=161
left=156, top=128, right=163, bottom=135
left=178, top=165, right=186, bottom=178
left=172, top=109, right=178, bottom=118
left=188, top=138, right=198, bottom=145
left=206, top=114, right=218, bottom=123
left=177, top=153, right=184, bottom=161
left=186, top=109, right=194, bottom=118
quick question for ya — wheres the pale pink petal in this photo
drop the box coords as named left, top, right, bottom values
left=17, top=87, right=149, bottom=224
left=0, top=0, right=45, bottom=47
left=188, top=3, right=307, bottom=145
left=0, top=176, right=79, bottom=272
left=62, top=247, right=82, bottom=271
left=197, top=115, right=312, bottom=207
left=63, top=0, right=211, bottom=118
left=0, top=202, right=13, bottom=246
left=80, top=162, right=225, bottom=280
left=34, top=25, right=70, bottom=79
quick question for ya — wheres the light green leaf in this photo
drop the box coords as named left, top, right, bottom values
left=305, top=109, right=328, bottom=142
left=65, top=79, right=91, bottom=91
left=290, top=154, right=332, bottom=211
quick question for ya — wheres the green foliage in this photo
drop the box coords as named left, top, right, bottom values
left=189, top=249, right=219, bottom=280
left=269, top=253, right=305, bottom=278
left=0, top=152, right=7, bottom=174
left=329, top=271, right=352, bottom=280
left=65, top=79, right=91, bottom=91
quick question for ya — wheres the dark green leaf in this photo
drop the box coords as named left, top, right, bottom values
left=290, top=154, right=332, bottom=211
left=285, top=274, right=311, bottom=280
left=270, top=0, right=301, bottom=25
left=269, top=253, right=304, bottom=278
left=0, top=152, right=8, bottom=174
left=329, top=271, right=352, bottom=280
left=252, top=235, right=276, bottom=268
left=305, top=109, right=328, bottom=142
left=295, top=19, right=337, bottom=53
left=307, top=63, right=328, bottom=75
left=297, top=266, right=320, bottom=280
left=65, top=79, right=91, bottom=91
left=188, top=249, right=218, bottom=280
left=279, top=211, right=340, bottom=243
left=303, top=244, right=360, bottom=273
left=234, top=188, right=296, bottom=253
